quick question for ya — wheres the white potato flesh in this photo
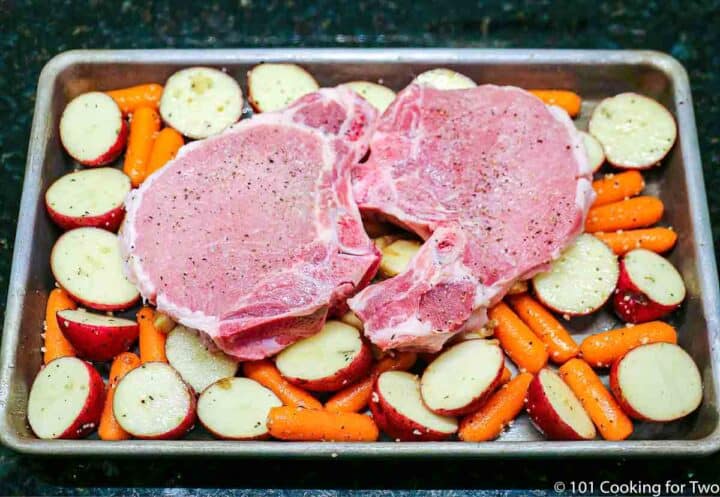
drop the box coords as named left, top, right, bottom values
left=276, top=321, right=363, bottom=381
left=616, top=343, right=702, bottom=421
left=59, top=92, right=124, bottom=163
left=412, top=68, right=477, bottom=90
left=379, top=239, right=421, bottom=277
left=46, top=168, right=130, bottom=219
left=378, top=371, right=458, bottom=434
left=624, top=249, right=686, bottom=306
left=247, top=63, right=319, bottom=112
left=538, top=369, right=595, bottom=438
left=533, top=234, right=619, bottom=315
left=344, top=81, right=397, bottom=113
left=198, top=377, right=281, bottom=439
left=57, top=309, right=136, bottom=328
left=27, top=357, right=92, bottom=439
left=165, top=326, right=238, bottom=393
left=421, top=340, right=503, bottom=412
left=579, top=131, right=605, bottom=172
left=113, top=362, right=193, bottom=437
left=160, top=67, right=243, bottom=139
left=588, top=93, right=677, bottom=169
left=51, top=227, right=139, bottom=309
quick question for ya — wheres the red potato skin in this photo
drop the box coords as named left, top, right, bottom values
left=369, top=375, right=456, bottom=441
left=612, top=258, right=680, bottom=324
left=525, top=370, right=594, bottom=440
left=609, top=355, right=652, bottom=421
left=69, top=118, right=129, bottom=167
left=279, top=340, right=373, bottom=392
left=53, top=359, right=105, bottom=439
left=57, top=311, right=139, bottom=362
left=46, top=202, right=125, bottom=232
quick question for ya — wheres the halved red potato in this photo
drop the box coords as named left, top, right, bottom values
left=113, top=362, right=196, bottom=439
left=420, top=339, right=504, bottom=416
left=275, top=320, right=372, bottom=392
left=588, top=92, right=677, bottom=169
left=344, top=81, right=396, bottom=113
left=526, top=368, right=596, bottom=440
left=27, top=357, right=105, bottom=439
left=159, top=67, right=243, bottom=139
left=50, top=227, right=140, bottom=311
left=533, top=234, right=619, bottom=316
left=45, top=168, right=131, bottom=232
left=613, top=248, right=686, bottom=323
left=579, top=130, right=605, bottom=173
left=412, top=68, right=476, bottom=90
left=57, top=309, right=138, bottom=362
left=165, top=325, right=238, bottom=393
left=59, top=92, right=128, bottom=166
left=247, top=63, right=319, bottom=113
left=197, top=377, right=281, bottom=440
left=610, top=342, right=702, bottom=422
left=371, top=370, right=458, bottom=441
left=379, top=239, right=421, bottom=278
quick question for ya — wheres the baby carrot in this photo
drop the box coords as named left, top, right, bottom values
left=138, top=307, right=166, bottom=363
left=98, top=352, right=141, bottom=441
left=488, top=302, right=548, bottom=374
left=123, top=106, right=160, bottom=187
left=243, top=360, right=323, bottom=410
left=559, top=359, right=633, bottom=440
left=585, top=196, right=664, bottom=233
left=43, top=288, right=77, bottom=364
left=528, top=90, right=582, bottom=117
left=594, top=228, right=677, bottom=256
left=458, top=372, right=533, bottom=442
left=499, top=366, right=512, bottom=386
left=106, top=84, right=163, bottom=115
left=267, top=406, right=379, bottom=441
left=325, top=351, right=417, bottom=413
left=507, top=294, right=579, bottom=364
left=580, top=321, right=677, bottom=368
left=592, top=171, right=645, bottom=207
left=146, top=128, right=184, bottom=176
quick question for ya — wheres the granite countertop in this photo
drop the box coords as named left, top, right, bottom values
left=1, top=1, right=719, bottom=495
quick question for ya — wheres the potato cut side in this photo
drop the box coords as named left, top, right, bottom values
left=624, top=249, right=686, bottom=306
left=58, top=309, right=136, bottom=328
left=165, top=325, right=239, bottom=393
left=412, top=68, right=477, bottom=90
left=589, top=92, right=677, bottom=169
left=247, top=63, right=319, bottom=113
left=160, top=67, right=243, bottom=139
left=579, top=130, right=605, bottom=172
left=533, top=234, right=619, bottom=315
left=379, top=239, right=421, bottom=277
left=198, top=377, right=281, bottom=440
left=344, top=81, right=396, bottom=113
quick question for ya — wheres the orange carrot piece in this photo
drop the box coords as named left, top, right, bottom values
left=267, top=406, right=379, bottom=441
left=458, top=372, right=533, bottom=442
left=559, top=359, right=633, bottom=440
left=528, top=90, right=582, bottom=117
left=123, top=106, right=160, bottom=187
left=325, top=351, right=417, bottom=413
left=499, top=366, right=512, bottom=386
left=106, top=84, right=163, bottom=115
left=146, top=128, right=184, bottom=175
left=243, top=360, right=323, bottom=410
left=98, top=352, right=141, bottom=441
left=488, top=303, right=548, bottom=374
left=138, top=307, right=166, bottom=363
left=594, top=228, right=677, bottom=256
left=585, top=196, right=664, bottom=233
left=507, top=294, right=579, bottom=364
left=580, top=321, right=677, bottom=368
left=592, top=171, right=645, bottom=207
left=43, top=288, right=77, bottom=364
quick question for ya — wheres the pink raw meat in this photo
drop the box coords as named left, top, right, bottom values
left=349, top=84, right=594, bottom=352
left=120, top=88, right=380, bottom=360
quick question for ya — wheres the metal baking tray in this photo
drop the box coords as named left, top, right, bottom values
left=1, top=49, right=718, bottom=457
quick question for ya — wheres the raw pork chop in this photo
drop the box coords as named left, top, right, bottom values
left=349, top=84, right=594, bottom=352
left=120, top=88, right=380, bottom=360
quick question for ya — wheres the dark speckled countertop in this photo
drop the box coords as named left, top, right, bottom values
left=1, top=1, right=719, bottom=495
